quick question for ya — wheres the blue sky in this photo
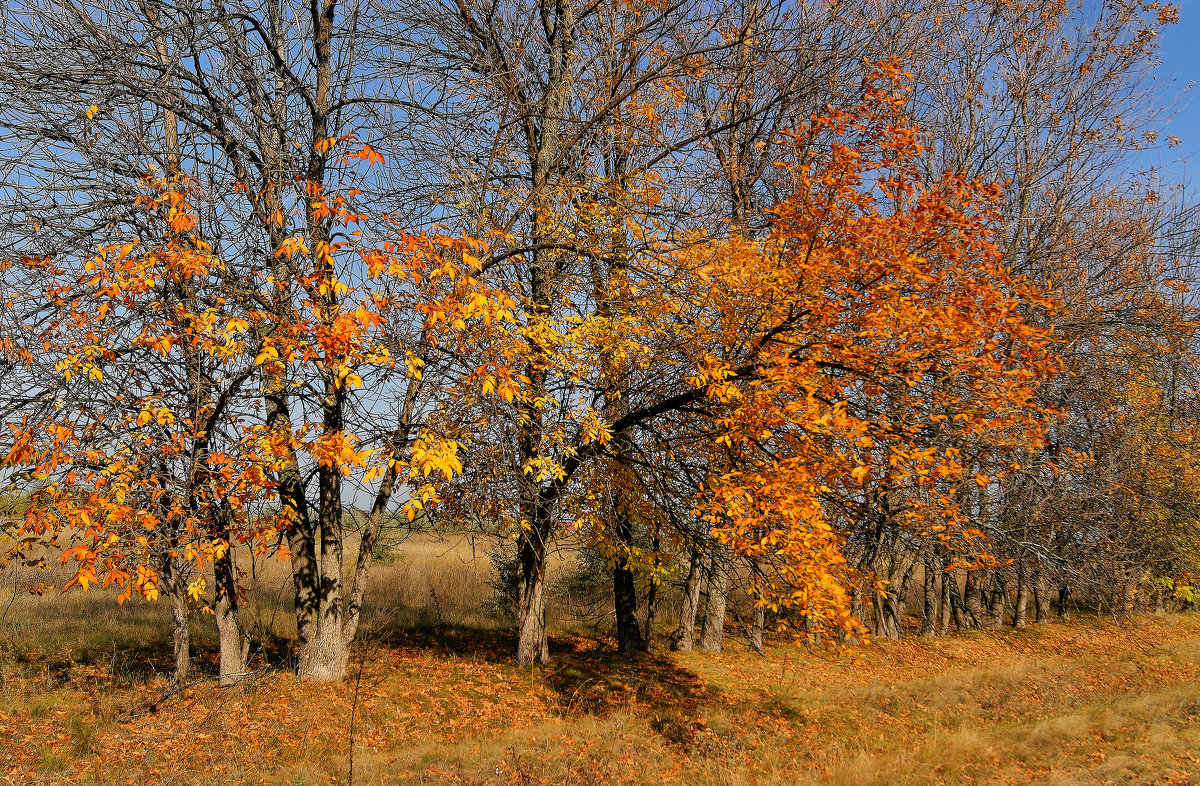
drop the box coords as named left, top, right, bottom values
left=1150, top=7, right=1200, bottom=180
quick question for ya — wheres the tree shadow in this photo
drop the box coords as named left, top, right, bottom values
left=542, top=641, right=717, bottom=745
left=369, top=621, right=718, bottom=746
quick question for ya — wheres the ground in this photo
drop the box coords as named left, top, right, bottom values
left=3, top=604, right=1199, bottom=785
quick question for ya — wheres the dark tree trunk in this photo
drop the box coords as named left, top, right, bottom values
left=1057, top=585, right=1072, bottom=618
left=612, top=481, right=643, bottom=655
left=613, top=559, right=642, bottom=655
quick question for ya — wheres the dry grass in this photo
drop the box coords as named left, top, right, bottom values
left=2, top=542, right=1199, bottom=785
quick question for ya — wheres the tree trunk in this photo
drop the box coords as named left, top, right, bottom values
left=1057, top=585, right=1072, bottom=619
left=939, top=568, right=952, bottom=636
left=642, top=535, right=660, bottom=652
left=612, top=502, right=643, bottom=655
left=162, top=557, right=189, bottom=689
left=751, top=604, right=765, bottom=652
left=306, top=383, right=350, bottom=682
left=1032, top=566, right=1051, bottom=623
left=516, top=526, right=550, bottom=667
left=699, top=551, right=728, bottom=653
left=920, top=552, right=938, bottom=636
left=947, top=569, right=969, bottom=630
left=671, top=549, right=704, bottom=651
left=213, top=542, right=246, bottom=686
left=1013, top=563, right=1029, bottom=629
left=872, top=589, right=902, bottom=640
left=989, top=569, right=1007, bottom=628
left=964, top=570, right=984, bottom=627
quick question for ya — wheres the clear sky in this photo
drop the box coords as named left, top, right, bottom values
left=1151, top=6, right=1200, bottom=181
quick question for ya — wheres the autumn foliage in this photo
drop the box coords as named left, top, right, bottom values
left=0, top=0, right=1197, bottom=693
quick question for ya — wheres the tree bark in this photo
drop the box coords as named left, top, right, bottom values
left=920, top=551, right=938, bottom=636
left=1057, top=585, right=1072, bottom=618
left=964, top=570, right=984, bottom=627
left=989, top=569, right=1007, bottom=628
left=642, top=531, right=661, bottom=652
left=751, top=604, right=765, bottom=652
left=672, top=549, right=704, bottom=651
left=1013, top=563, right=1030, bottom=629
left=162, top=556, right=189, bottom=689
left=947, top=569, right=969, bottom=630
left=516, top=527, right=550, bottom=666
left=698, top=550, right=728, bottom=652
left=213, top=542, right=246, bottom=686
left=612, top=441, right=643, bottom=655
left=939, top=567, right=952, bottom=636
left=1032, top=566, right=1051, bottom=623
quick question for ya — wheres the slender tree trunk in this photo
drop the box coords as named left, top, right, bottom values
left=343, top=344, right=425, bottom=649
left=162, top=556, right=189, bottom=689
left=1057, top=585, right=1072, bottom=619
left=1032, top=566, right=1051, bottom=623
left=989, top=569, right=1007, bottom=628
left=872, top=588, right=902, bottom=640
left=642, top=531, right=660, bottom=651
left=1120, top=567, right=1134, bottom=616
left=850, top=582, right=864, bottom=638
left=643, top=575, right=659, bottom=652
left=939, top=567, right=952, bottom=636
left=947, top=569, right=968, bottom=630
left=672, top=549, right=704, bottom=651
left=612, top=471, right=643, bottom=655
left=921, top=551, right=938, bottom=636
left=751, top=605, right=765, bottom=652
left=1013, top=563, right=1030, bottom=629
left=964, top=570, right=984, bottom=627
left=699, top=550, right=728, bottom=653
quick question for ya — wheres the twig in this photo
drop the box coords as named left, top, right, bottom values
left=729, top=608, right=765, bottom=656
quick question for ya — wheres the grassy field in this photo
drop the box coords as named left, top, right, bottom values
left=2, top=537, right=1199, bottom=784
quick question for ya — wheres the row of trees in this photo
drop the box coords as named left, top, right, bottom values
left=0, top=0, right=1197, bottom=684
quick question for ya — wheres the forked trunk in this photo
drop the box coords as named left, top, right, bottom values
left=872, top=590, right=902, bottom=640
left=672, top=549, right=704, bottom=651
left=698, top=551, right=728, bottom=653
